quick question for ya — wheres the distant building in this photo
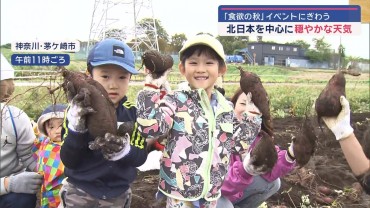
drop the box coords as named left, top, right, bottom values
left=236, top=42, right=306, bottom=66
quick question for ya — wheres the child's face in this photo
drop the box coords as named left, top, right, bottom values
left=234, top=92, right=248, bottom=121
left=91, top=64, right=131, bottom=108
left=45, top=118, right=63, bottom=142
left=179, top=51, right=226, bottom=98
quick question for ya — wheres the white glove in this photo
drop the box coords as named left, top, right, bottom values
left=145, top=69, right=171, bottom=89
left=8, top=172, right=43, bottom=194
left=66, top=88, right=95, bottom=132
left=242, top=150, right=268, bottom=176
left=322, top=96, right=353, bottom=140
left=244, top=92, right=262, bottom=117
left=89, top=132, right=131, bottom=161
left=106, top=132, right=131, bottom=161
left=286, top=142, right=296, bottom=163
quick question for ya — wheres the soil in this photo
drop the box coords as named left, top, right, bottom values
left=131, top=112, right=370, bottom=208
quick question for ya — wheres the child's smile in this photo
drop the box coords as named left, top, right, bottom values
left=194, top=76, right=209, bottom=80
left=179, top=52, right=221, bottom=97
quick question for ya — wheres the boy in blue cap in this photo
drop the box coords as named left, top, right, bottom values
left=59, top=39, right=147, bottom=207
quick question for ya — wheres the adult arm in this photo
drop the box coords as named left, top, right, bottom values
left=221, top=156, right=254, bottom=202
left=339, top=133, right=369, bottom=176
left=340, top=134, right=370, bottom=194
left=10, top=106, right=37, bottom=171
left=322, top=96, right=370, bottom=193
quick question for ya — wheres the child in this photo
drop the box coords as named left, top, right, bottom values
left=141, top=50, right=173, bottom=152
left=136, top=34, right=262, bottom=207
left=60, top=39, right=147, bottom=207
left=33, top=104, right=67, bottom=208
left=217, top=88, right=296, bottom=208
left=137, top=51, right=174, bottom=172
left=0, top=53, right=43, bottom=208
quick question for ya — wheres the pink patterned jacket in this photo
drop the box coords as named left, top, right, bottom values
left=136, top=88, right=261, bottom=201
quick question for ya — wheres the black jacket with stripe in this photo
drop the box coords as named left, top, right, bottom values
left=60, top=96, right=147, bottom=199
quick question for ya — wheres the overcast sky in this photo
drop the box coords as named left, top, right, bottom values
left=1, top=0, right=369, bottom=58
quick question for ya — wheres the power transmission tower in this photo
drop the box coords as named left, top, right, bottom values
left=87, top=0, right=159, bottom=59
left=131, top=0, right=159, bottom=57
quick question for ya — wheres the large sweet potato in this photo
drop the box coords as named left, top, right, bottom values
left=292, top=117, right=318, bottom=167
left=315, top=72, right=346, bottom=123
left=141, top=50, right=173, bottom=79
left=250, top=130, right=277, bottom=173
left=239, top=66, right=273, bottom=136
left=59, top=67, right=117, bottom=138
left=362, top=126, right=370, bottom=159
left=0, top=79, right=15, bottom=102
left=356, top=169, right=370, bottom=195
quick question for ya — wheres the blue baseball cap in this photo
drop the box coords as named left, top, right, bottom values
left=87, top=38, right=138, bottom=74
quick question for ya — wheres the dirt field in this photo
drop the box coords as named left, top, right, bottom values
left=131, top=112, right=370, bottom=208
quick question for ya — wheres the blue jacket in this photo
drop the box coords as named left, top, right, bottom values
left=60, top=97, right=147, bottom=199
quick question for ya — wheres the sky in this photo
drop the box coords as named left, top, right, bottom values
left=1, top=0, right=369, bottom=59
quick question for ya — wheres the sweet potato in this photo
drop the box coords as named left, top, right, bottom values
left=239, top=66, right=273, bottom=137
left=351, top=182, right=363, bottom=195
left=142, top=50, right=173, bottom=79
left=315, top=195, right=334, bottom=205
left=317, top=185, right=335, bottom=195
left=250, top=130, right=277, bottom=173
left=58, top=66, right=117, bottom=138
left=315, top=72, right=346, bottom=124
left=356, top=169, right=370, bottom=194
left=362, top=126, right=370, bottom=159
left=117, top=121, right=134, bottom=137
left=292, top=117, right=318, bottom=167
left=0, top=79, right=15, bottom=102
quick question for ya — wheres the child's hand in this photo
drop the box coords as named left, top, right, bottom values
left=89, top=132, right=131, bottom=161
left=66, top=88, right=95, bottom=132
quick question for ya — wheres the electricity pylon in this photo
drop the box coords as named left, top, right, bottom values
left=87, top=0, right=159, bottom=59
